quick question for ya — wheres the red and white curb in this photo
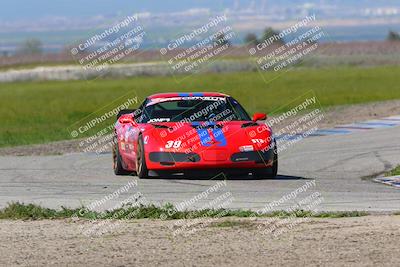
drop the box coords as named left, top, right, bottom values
left=373, top=176, right=400, bottom=188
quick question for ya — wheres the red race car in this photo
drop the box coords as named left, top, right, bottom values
left=112, top=92, right=278, bottom=179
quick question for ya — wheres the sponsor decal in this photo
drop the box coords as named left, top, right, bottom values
left=149, top=118, right=170, bottom=122
left=251, top=139, right=266, bottom=144
left=165, top=140, right=182, bottom=149
left=147, top=96, right=226, bottom=106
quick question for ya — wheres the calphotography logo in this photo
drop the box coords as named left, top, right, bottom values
left=248, top=14, right=330, bottom=84
left=71, top=179, right=148, bottom=237
left=67, top=91, right=140, bottom=154
left=157, top=178, right=236, bottom=236
left=249, top=90, right=326, bottom=157
left=70, top=14, right=146, bottom=80
left=160, top=14, right=237, bottom=82
left=255, top=180, right=324, bottom=238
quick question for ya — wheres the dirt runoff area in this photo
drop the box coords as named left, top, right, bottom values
left=1, top=99, right=400, bottom=156
left=0, top=215, right=399, bottom=266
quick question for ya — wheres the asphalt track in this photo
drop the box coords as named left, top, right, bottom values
left=0, top=126, right=399, bottom=212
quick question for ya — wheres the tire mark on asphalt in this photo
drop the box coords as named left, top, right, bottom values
left=314, top=152, right=371, bottom=173
left=373, top=151, right=393, bottom=173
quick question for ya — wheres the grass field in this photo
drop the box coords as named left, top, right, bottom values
left=386, top=166, right=400, bottom=177
left=0, top=202, right=368, bottom=220
left=1, top=65, right=400, bottom=147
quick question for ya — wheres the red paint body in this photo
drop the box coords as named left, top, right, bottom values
left=114, top=92, right=276, bottom=176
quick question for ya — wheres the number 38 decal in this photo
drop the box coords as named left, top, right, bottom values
left=165, top=140, right=182, bottom=149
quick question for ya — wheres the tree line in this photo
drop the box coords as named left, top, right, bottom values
left=244, top=27, right=285, bottom=46
left=6, top=29, right=400, bottom=56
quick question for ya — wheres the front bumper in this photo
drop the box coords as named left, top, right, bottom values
left=147, top=148, right=274, bottom=170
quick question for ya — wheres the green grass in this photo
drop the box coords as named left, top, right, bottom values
left=0, top=202, right=369, bottom=220
left=312, top=211, right=369, bottom=218
left=386, top=166, right=400, bottom=177
left=1, top=66, right=400, bottom=147
left=210, top=220, right=255, bottom=228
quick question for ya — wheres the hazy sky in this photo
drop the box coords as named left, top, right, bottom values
left=3, top=0, right=400, bottom=20
left=2, top=0, right=400, bottom=21
left=1, top=0, right=224, bottom=20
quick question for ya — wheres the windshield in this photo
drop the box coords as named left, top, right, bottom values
left=138, top=97, right=251, bottom=123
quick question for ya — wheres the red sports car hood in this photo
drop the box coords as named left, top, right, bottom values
left=143, top=121, right=273, bottom=154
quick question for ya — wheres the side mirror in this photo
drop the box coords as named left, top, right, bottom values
left=252, top=112, right=267, bottom=121
left=118, top=114, right=135, bottom=125
left=117, top=109, right=137, bottom=119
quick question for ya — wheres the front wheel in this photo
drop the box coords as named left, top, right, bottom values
left=253, top=144, right=278, bottom=179
left=113, top=141, right=130, bottom=175
left=270, top=149, right=278, bottom=178
left=136, top=136, right=149, bottom=179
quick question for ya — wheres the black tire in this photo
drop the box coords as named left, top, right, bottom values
left=136, top=136, right=149, bottom=179
left=270, top=148, right=278, bottom=178
left=113, top=141, right=130, bottom=175
left=254, top=144, right=278, bottom=179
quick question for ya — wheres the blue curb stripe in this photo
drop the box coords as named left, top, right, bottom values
left=335, top=126, right=374, bottom=130
left=381, top=118, right=400, bottom=122
left=315, top=129, right=352, bottom=134
left=358, top=122, right=398, bottom=126
left=374, top=176, right=400, bottom=188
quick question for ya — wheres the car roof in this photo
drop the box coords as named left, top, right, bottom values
left=147, top=92, right=229, bottom=99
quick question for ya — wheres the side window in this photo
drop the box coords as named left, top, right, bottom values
left=227, top=97, right=251, bottom=121
left=135, top=99, right=148, bottom=123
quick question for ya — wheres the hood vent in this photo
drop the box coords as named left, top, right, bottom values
left=152, top=124, right=171, bottom=129
left=191, top=123, right=222, bottom=129
left=241, top=122, right=258, bottom=128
